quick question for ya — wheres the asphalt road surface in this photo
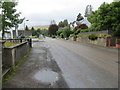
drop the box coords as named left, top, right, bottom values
left=44, top=37, right=118, bottom=88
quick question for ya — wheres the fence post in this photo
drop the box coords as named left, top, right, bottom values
left=29, top=38, right=32, bottom=48
left=27, top=39, right=32, bottom=48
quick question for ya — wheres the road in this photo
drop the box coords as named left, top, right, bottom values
left=44, top=37, right=118, bottom=88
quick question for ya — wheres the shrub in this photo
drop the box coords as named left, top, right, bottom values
left=57, top=30, right=63, bottom=36
left=62, top=26, right=72, bottom=38
left=60, top=33, right=64, bottom=38
left=117, top=39, right=120, bottom=44
left=113, top=24, right=120, bottom=38
left=88, top=34, right=98, bottom=40
left=29, top=36, right=37, bottom=38
left=20, top=35, right=25, bottom=38
left=69, top=34, right=74, bottom=37
left=80, top=29, right=89, bottom=33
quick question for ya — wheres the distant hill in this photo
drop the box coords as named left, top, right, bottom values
left=31, top=25, right=49, bottom=30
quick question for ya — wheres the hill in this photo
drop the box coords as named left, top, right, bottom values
left=31, top=25, right=49, bottom=30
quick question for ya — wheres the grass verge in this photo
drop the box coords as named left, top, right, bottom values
left=2, top=48, right=32, bottom=83
left=4, top=42, right=19, bottom=47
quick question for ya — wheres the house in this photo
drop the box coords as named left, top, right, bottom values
left=0, top=30, right=13, bottom=39
left=13, top=30, right=32, bottom=38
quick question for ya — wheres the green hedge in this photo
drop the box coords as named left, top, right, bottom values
left=88, top=34, right=98, bottom=40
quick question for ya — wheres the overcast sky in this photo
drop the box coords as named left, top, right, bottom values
left=16, top=0, right=113, bottom=29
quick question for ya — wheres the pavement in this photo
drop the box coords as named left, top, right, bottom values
left=3, top=41, right=68, bottom=88
left=44, top=37, right=118, bottom=88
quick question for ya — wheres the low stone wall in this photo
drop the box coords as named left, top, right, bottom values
left=2, top=42, right=30, bottom=67
left=69, top=37, right=109, bottom=47
left=69, top=37, right=116, bottom=47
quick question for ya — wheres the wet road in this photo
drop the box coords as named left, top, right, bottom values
left=45, top=37, right=118, bottom=88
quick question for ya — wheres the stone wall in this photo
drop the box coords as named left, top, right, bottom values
left=13, top=30, right=32, bottom=38
left=69, top=37, right=106, bottom=46
left=2, top=42, right=30, bottom=67
left=69, top=37, right=116, bottom=47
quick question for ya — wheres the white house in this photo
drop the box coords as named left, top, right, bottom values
left=0, top=29, right=13, bottom=39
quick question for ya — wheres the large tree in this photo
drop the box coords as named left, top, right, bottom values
left=1, top=1, right=24, bottom=38
left=48, top=24, right=58, bottom=36
left=88, top=1, right=120, bottom=33
left=25, top=25, right=29, bottom=30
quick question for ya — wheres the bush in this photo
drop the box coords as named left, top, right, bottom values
left=20, top=35, right=25, bottom=38
left=88, top=34, right=98, bottom=40
left=29, top=36, right=38, bottom=38
left=62, top=26, right=72, bottom=38
left=80, top=29, right=89, bottom=33
left=60, top=33, right=64, bottom=38
left=69, top=34, right=74, bottom=37
left=57, top=30, right=63, bottom=36
left=113, top=24, right=120, bottom=38
left=117, top=39, right=120, bottom=44
left=74, top=29, right=81, bottom=35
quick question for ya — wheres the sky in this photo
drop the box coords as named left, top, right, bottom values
left=16, top=0, right=113, bottom=29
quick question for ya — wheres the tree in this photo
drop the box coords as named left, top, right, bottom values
left=76, top=13, right=84, bottom=21
left=48, top=24, right=58, bottom=36
left=31, top=27, right=36, bottom=36
left=25, top=25, right=29, bottom=30
left=85, top=5, right=92, bottom=17
left=62, top=26, right=72, bottom=38
left=76, top=13, right=84, bottom=25
left=88, top=1, right=120, bottom=33
left=1, top=2, right=24, bottom=39
left=58, top=19, right=68, bottom=28
left=31, top=27, right=35, bottom=31
left=63, top=19, right=68, bottom=26
left=50, top=20, right=56, bottom=25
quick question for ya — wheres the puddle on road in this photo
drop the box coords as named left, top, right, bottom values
left=34, top=69, right=59, bottom=84
left=32, top=49, right=46, bottom=54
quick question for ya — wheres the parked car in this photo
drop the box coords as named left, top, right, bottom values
left=65, top=37, right=69, bottom=40
left=52, top=35, right=56, bottom=38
